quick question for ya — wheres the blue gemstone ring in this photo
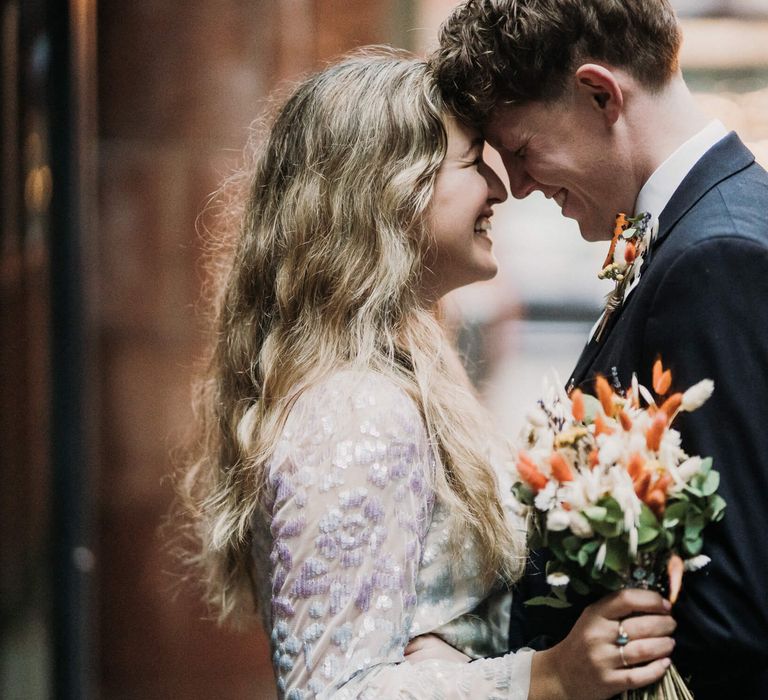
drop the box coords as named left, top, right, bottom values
left=616, top=622, right=630, bottom=647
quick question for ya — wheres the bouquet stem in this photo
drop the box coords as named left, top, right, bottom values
left=620, top=663, right=693, bottom=700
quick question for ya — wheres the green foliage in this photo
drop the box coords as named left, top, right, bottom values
left=518, top=462, right=726, bottom=605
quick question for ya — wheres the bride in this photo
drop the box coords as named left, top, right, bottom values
left=178, top=48, right=676, bottom=699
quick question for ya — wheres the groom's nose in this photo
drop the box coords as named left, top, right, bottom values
left=502, top=154, right=538, bottom=199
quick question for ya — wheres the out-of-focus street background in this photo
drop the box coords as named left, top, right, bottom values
left=1, top=1, right=766, bottom=697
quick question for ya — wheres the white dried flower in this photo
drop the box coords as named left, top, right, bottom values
left=526, top=407, right=549, bottom=428
left=547, top=508, right=571, bottom=532
left=569, top=511, right=593, bottom=538
left=613, top=240, right=629, bottom=267
left=631, top=373, right=640, bottom=406
left=681, top=379, right=715, bottom=412
left=595, top=541, right=607, bottom=570
left=628, top=526, right=638, bottom=559
left=676, top=456, right=703, bottom=484
left=547, top=572, right=570, bottom=587
left=684, top=555, right=711, bottom=572
left=597, top=434, right=623, bottom=467
left=638, top=383, right=656, bottom=407
left=535, top=480, right=558, bottom=511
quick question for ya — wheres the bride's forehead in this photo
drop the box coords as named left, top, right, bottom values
left=444, top=117, right=482, bottom=150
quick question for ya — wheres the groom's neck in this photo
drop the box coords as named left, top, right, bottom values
left=629, top=73, right=710, bottom=185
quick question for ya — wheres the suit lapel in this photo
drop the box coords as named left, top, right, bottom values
left=568, top=307, right=622, bottom=389
left=652, top=132, right=754, bottom=251
left=568, top=133, right=755, bottom=390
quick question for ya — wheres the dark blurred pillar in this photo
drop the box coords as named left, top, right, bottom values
left=48, top=0, right=99, bottom=697
left=0, top=0, right=98, bottom=698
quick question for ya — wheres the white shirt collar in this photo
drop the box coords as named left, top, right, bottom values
left=588, top=121, right=729, bottom=344
left=634, top=120, right=729, bottom=219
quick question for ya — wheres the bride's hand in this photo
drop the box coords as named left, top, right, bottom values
left=403, top=634, right=471, bottom=665
left=529, top=589, right=676, bottom=700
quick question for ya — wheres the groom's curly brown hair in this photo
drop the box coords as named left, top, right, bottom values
left=430, top=0, right=682, bottom=126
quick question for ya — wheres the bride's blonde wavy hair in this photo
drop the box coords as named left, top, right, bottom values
left=178, top=47, right=525, bottom=625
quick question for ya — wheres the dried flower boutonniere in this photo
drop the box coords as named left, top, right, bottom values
left=594, top=212, right=654, bottom=342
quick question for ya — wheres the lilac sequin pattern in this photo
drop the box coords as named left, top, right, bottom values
left=252, top=371, right=529, bottom=699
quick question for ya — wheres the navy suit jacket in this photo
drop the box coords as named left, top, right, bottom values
left=509, top=133, right=768, bottom=698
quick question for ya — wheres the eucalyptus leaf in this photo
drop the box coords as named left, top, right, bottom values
left=701, top=470, right=720, bottom=496
left=684, top=536, right=703, bottom=556
left=584, top=506, right=608, bottom=522
left=525, top=596, right=572, bottom=608
left=563, top=536, right=582, bottom=553
left=591, top=519, right=622, bottom=538
left=707, top=494, right=727, bottom=521
left=602, top=498, right=624, bottom=523
left=663, top=501, right=689, bottom=523
left=512, top=482, right=535, bottom=506
left=604, top=537, right=630, bottom=573
left=685, top=513, right=705, bottom=540
left=640, top=504, right=661, bottom=528
left=570, top=576, right=590, bottom=595
left=637, top=525, right=659, bottom=545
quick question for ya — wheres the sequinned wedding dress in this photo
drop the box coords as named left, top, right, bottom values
left=251, top=370, right=534, bottom=699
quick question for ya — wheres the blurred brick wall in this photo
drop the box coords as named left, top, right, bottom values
left=97, top=1, right=397, bottom=697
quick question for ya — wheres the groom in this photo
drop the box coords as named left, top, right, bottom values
left=432, top=1, right=768, bottom=697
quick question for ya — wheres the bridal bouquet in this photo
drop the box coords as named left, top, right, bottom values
left=512, top=360, right=726, bottom=700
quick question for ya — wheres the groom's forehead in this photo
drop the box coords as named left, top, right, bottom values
left=483, top=104, right=534, bottom=148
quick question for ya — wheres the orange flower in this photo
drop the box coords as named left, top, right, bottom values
left=588, top=449, right=600, bottom=469
left=660, top=392, right=683, bottom=419
left=571, top=388, right=585, bottom=422
left=646, top=411, right=668, bottom=452
left=595, top=375, right=615, bottom=416
left=634, top=471, right=652, bottom=499
left=627, top=453, right=645, bottom=481
left=601, top=213, right=629, bottom=269
left=624, top=240, right=637, bottom=264
left=654, top=473, right=672, bottom=494
left=652, top=358, right=672, bottom=395
left=594, top=413, right=614, bottom=437
left=517, top=451, right=549, bottom=492
left=668, top=554, right=684, bottom=605
left=619, top=410, right=633, bottom=431
left=645, top=488, right=667, bottom=517
left=549, top=451, right=574, bottom=482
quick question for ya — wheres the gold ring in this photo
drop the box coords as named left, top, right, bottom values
left=619, top=645, right=628, bottom=668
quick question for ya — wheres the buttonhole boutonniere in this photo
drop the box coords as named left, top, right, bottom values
left=594, top=212, right=653, bottom=342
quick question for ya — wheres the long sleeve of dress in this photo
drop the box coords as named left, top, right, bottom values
left=263, top=371, right=534, bottom=699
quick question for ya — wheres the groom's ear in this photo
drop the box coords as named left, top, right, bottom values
left=574, top=64, right=623, bottom=125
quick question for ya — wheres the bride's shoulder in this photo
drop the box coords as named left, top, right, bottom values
left=284, top=368, right=425, bottom=438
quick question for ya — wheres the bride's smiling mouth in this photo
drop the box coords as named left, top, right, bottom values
left=474, top=215, right=493, bottom=235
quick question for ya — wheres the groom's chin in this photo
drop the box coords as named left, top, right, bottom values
left=577, top=219, right=612, bottom=243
